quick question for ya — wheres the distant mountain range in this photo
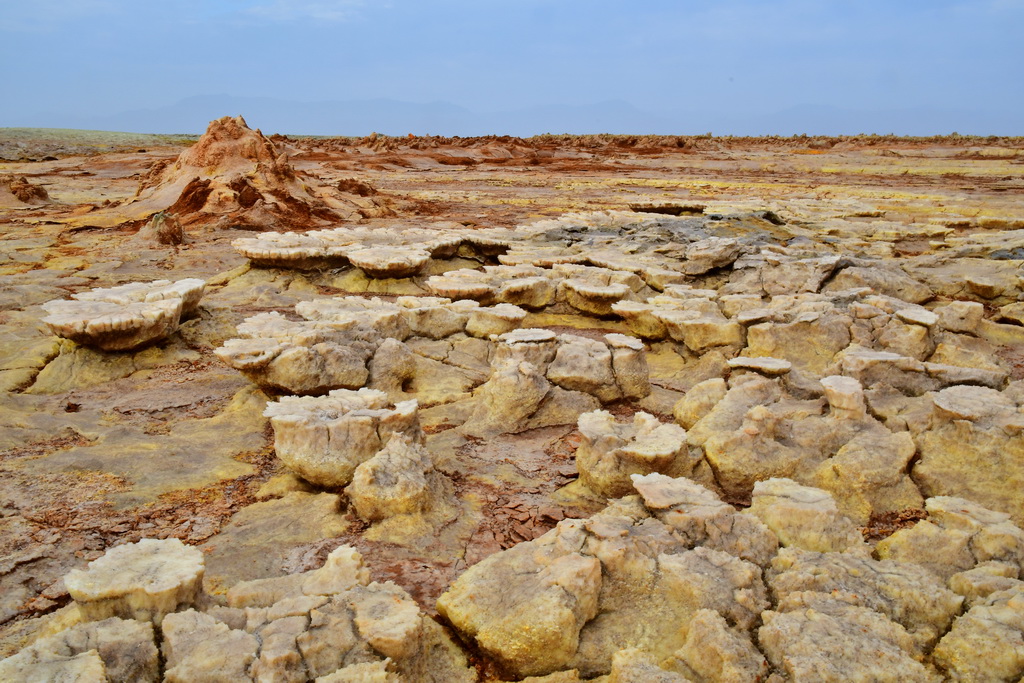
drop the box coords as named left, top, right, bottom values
left=9, top=95, right=1020, bottom=137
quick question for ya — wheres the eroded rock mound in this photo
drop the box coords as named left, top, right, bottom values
left=0, top=173, right=49, bottom=206
left=135, top=211, right=185, bottom=245
left=125, top=115, right=392, bottom=230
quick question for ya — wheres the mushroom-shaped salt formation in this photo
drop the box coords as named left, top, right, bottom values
left=425, top=269, right=498, bottom=302
left=41, top=278, right=206, bottom=351
left=72, top=278, right=205, bottom=316
left=64, top=538, right=205, bottom=626
left=396, top=296, right=478, bottom=338
left=574, top=410, right=696, bottom=497
left=346, top=434, right=445, bottom=521
left=466, top=303, right=528, bottom=338
left=347, top=246, right=432, bottom=278
left=496, top=276, right=557, bottom=309
left=461, top=231, right=514, bottom=257
left=42, top=298, right=184, bottom=352
left=561, top=279, right=632, bottom=317
left=820, top=374, right=867, bottom=420
left=264, top=388, right=422, bottom=487
left=232, top=231, right=346, bottom=269
left=296, top=296, right=412, bottom=341
left=214, top=313, right=376, bottom=394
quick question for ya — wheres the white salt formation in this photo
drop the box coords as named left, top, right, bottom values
left=574, top=410, right=700, bottom=498
left=263, top=388, right=423, bottom=488
left=64, top=538, right=204, bottom=626
left=2, top=544, right=473, bottom=682
left=215, top=296, right=515, bottom=395
left=234, top=225, right=514, bottom=273
left=41, top=278, right=205, bottom=351
left=346, top=433, right=446, bottom=522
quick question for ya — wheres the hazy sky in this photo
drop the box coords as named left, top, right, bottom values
left=2, top=0, right=1022, bottom=133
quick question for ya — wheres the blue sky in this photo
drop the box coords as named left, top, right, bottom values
left=1, top=0, right=1022, bottom=134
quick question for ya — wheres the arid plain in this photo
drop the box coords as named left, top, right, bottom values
left=1, top=121, right=1023, bottom=681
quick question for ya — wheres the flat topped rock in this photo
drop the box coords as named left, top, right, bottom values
left=630, top=472, right=727, bottom=511
left=347, top=246, right=432, bottom=278
left=932, top=385, right=1016, bottom=421
left=65, top=538, right=205, bottom=626
left=895, top=307, right=938, bottom=328
left=41, top=278, right=206, bottom=351
left=563, top=279, right=631, bottom=298
left=727, top=356, right=792, bottom=375
left=263, top=387, right=396, bottom=420
left=662, top=284, right=720, bottom=300
left=426, top=276, right=497, bottom=300
left=498, top=327, right=558, bottom=344
left=73, top=278, right=206, bottom=314
left=604, top=332, right=644, bottom=350
left=42, top=298, right=184, bottom=351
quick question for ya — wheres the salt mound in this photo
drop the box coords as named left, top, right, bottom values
left=124, top=115, right=392, bottom=230
left=42, top=278, right=205, bottom=351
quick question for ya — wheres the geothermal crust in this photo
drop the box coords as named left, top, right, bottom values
left=4, top=125, right=1024, bottom=681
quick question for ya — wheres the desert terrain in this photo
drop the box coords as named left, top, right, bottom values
left=1, top=117, right=1023, bottom=681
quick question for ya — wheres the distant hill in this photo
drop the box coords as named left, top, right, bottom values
left=9, top=95, right=1020, bottom=137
